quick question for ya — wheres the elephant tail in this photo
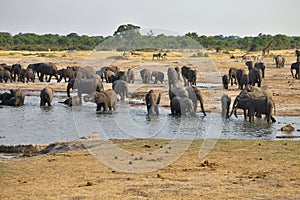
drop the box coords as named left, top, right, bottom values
left=156, top=93, right=161, bottom=105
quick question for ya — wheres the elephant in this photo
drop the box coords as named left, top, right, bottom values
left=228, top=67, right=238, bottom=86
left=254, top=62, right=265, bottom=78
left=145, top=90, right=161, bottom=115
left=24, top=68, right=35, bottom=82
left=57, top=67, right=77, bottom=82
left=222, top=74, right=229, bottom=89
left=112, top=80, right=128, bottom=100
left=127, top=68, right=135, bottom=83
left=1, top=89, right=25, bottom=107
left=235, top=69, right=248, bottom=90
left=248, top=68, right=261, bottom=87
left=290, top=62, right=300, bottom=79
left=2, top=69, right=12, bottom=83
left=221, top=94, right=231, bottom=118
left=174, top=67, right=182, bottom=81
left=28, top=62, right=58, bottom=82
left=104, top=69, right=116, bottom=83
left=40, top=87, right=54, bottom=106
left=170, top=96, right=195, bottom=116
left=151, top=71, right=164, bottom=84
left=245, top=61, right=253, bottom=71
left=181, top=66, right=196, bottom=86
left=186, top=86, right=206, bottom=116
left=94, top=89, right=118, bottom=112
left=167, top=67, right=179, bottom=88
left=76, top=66, right=97, bottom=79
left=140, top=68, right=151, bottom=83
left=58, top=96, right=81, bottom=107
left=19, top=69, right=26, bottom=83
left=168, top=86, right=189, bottom=102
left=0, top=92, right=13, bottom=103
left=274, top=55, right=285, bottom=68
left=11, top=64, right=22, bottom=82
left=232, top=95, right=276, bottom=123
left=67, top=78, right=104, bottom=103
left=296, top=49, right=300, bottom=58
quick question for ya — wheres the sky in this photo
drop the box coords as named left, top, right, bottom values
left=1, top=0, right=299, bottom=37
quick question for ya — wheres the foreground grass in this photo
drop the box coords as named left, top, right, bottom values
left=1, top=139, right=299, bottom=199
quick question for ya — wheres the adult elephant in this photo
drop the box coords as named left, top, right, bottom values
left=145, top=90, right=161, bottom=115
left=290, top=62, right=300, bottom=79
left=151, top=71, right=164, bottom=84
left=127, top=68, right=135, bottom=83
left=2, top=69, right=12, bottom=83
left=167, top=68, right=179, bottom=88
left=112, top=80, right=128, bottom=101
left=254, top=62, right=265, bottom=78
left=76, top=66, right=97, bottom=79
left=58, top=96, right=81, bottom=107
left=40, top=87, right=54, bottom=106
left=181, top=66, right=190, bottom=86
left=248, top=68, right=261, bottom=87
left=170, top=96, right=195, bottom=116
left=94, top=89, right=117, bottom=112
left=11, top=64, right=22, bottom=82
left=221, top=94, right=231, bottom=118
left=1, top=89, right=25, bottom=107
left=28, top=62, right=58, bottom=82
left=236, top=69, right=248, bottom=90
left=24, top=68, right=35, bottom=82
left=57, top=67, right=76, bottom=82
left=181, top=66, right=196, bottom=86
left=140, top=68, right=151, bottom=83
left=222, top=74, right=229, bottom=89
left=228, top=67, right=238, bottom=86
left=274, top=55, right=285, bottom=68
left=186, top=86, right=206, bottom=116
left=67, top=78, right=104, bottom=103
left=232, top=95, right=276, bottom=123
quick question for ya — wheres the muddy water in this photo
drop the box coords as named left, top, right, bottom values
left=0, top=93, right=299, bottom=145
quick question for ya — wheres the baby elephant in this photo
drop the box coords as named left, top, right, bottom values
left=95, top=89, right=117, bottom=112
left=40, top=86, right=54, bottom=106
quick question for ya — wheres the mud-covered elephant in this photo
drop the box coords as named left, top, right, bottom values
left=232, top=95, right=276, bottom=123
left=170, top=96, right=195, bottom=116
left=221, top=94, right=231, bottom=118
left=58, top=96, right=81, bottom=107
left=28, top=62, right=58, bottom=82
left=1, top=69, right=12, bottom=83
left=145, top=90, right=161, bottom=115
left=274, top=55, right=285, bottom=68
left=167, top=67, right=179, bottom=88
left=228, top=67, right=238, bottom=86
left=151, top=71, right=164, bottom=84
left=11, top=64, right=22, bottom=82
left=1, top=88, right=25, bottom=107
left=40, top=87, right=54, bottom=106
left=127, top=68, right=135, bottom=83
left=67, top=78, right=104, bottom=103
left=57, top=66, right=77, bottom=82
left=290, top=62, right=300, bottom=79
left=112, top=80, right=128, bottom=100
left=222, top=74, right=229, bottom=89
left=254, top=62, right=265, bottom=78
left=24, top=68, right=35, bottom=82
left=186, top=86, right=206, bottom=116
left=93, top=89, right=118, bottom=112
left=248, top=68, right=261, bottom=87
left=236, top=69, right=248, bottom=90
left=140, top=68, right=151, bottom=83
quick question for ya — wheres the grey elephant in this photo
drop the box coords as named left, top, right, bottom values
left=94, top=89, right=118, bottom=112
left=1, top=89, right=25, bottom=107
left=290, top=62, right=300, bottom=79
left=57, top=66, right=77, bottom=82
left=222, top=74, right=229, bottom=89
left=228, top=67, right=238, bottom=86
left=274, top=55, right=285, bottom=68
left=254, top=62, right=265, bottom=78
left=167, top=68, right=179, bottom=88
left=248, top=68, right=261, bottom=87
left=58, top=96, right=81, bottom=107
left=24, top=68, right=35, bottom=82
left=11, top=64, right=22, bottom=82
left=170, top=96, right=195, bottom=116
left=221, top=94, right=231, bottom=118
left=112, top=80, right=128, bottom=100
left=151, top=71, right=164, bottom=84
left=232, top=95, right=276, bottom=123
left=140, top=68, right=151, bottom=83
left=2, top=69, right=12, bottom=83
left=28, top=62, right=58, bottom=82
left=67, top=78, right=104, bottom=103
left=76, top=66, right=97, bottom=79
left=145, top=90, right=161, bottom=115
left=127, top=68, right=135, bottom=83
left=186, top=86, right=206, bottom=116
left=245, top=61, right=253, bottom=71
left=235, top=69, right=248, bottom=90
left=40, top=87, right=54, bottom=106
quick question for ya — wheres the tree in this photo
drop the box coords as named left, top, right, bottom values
left=113, top=24, right=141, bottom=39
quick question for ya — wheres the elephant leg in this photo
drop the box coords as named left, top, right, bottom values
left=47, top=75, right=52, bottom=82
left=96, top=104, right=102, bottom=111
left=271, top=116, right=276, bottom=123
left=154, top=105, right=159, bottom=115
left=40, top=100, right=45, bottom=106
left=200, top=103, right=206, bottom=116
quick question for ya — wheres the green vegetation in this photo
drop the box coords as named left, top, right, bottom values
left=0, top=25, right=299, bottom=51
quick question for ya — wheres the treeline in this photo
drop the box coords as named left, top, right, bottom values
left=0, top=31, right=299, bottom=52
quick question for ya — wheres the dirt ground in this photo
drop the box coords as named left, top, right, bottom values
left=0, top=50, right=300, bottom=199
